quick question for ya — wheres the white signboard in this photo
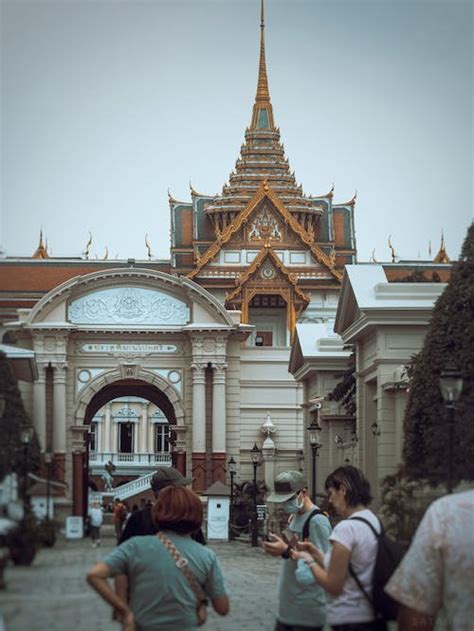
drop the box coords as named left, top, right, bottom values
left=207, top=497, right=230, bottom=540
left=65, top=516, right=84, bottom=539
left=80, top=343, right=178, bottom=354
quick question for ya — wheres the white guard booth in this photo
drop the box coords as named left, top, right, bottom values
left=203, top=481, right=231, bottom=541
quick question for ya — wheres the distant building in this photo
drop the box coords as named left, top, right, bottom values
left=0, top=3, right=451, bottom=517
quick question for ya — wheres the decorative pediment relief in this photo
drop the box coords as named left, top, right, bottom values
left=247, top=204, right=283, bottom=242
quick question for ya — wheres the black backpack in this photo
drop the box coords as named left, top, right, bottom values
left=348, top=516, right=406, bottom=621
left=302, top=508, right=330, bottom=541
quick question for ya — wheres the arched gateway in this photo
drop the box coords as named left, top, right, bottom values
left=14, top=268, right=249, bottom=517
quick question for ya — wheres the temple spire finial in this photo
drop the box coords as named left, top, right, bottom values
left=250, top=0, right=275, bottom=130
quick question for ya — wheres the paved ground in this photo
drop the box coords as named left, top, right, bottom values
left=0, top=534, right=282, bottom=631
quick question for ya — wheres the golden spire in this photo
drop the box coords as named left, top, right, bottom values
left=250, top=0, right=275, bottom=130
left=32, top=228, right=50, bottom=259
left=433, top=230, right=450, bottom=263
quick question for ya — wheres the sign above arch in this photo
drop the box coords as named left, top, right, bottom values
left=68, top=287, right=190, bottom=326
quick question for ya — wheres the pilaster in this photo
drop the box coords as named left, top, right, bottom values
left=211, top=362, right=227, bottom=483
left=33, top=363, right=48, bottom=451
left=52, top=362, right=68, bottom=456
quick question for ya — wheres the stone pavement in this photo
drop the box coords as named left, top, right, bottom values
left=0, top=535, right=282, bottom=631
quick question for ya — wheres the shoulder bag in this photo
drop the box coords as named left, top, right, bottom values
left=156, top=531, right=208, bottom=626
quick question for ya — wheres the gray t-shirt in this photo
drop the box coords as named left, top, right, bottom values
left=277, top=509, right=331, bottom=627
left=103, top=531, right=227, bottom=631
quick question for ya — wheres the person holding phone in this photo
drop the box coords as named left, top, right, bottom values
left=263, top=471, right=331, bottom=631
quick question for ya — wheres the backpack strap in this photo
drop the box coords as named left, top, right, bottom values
left=302, top=509, right=326, bottom=541
left=346, top=515, right=382, bottom=610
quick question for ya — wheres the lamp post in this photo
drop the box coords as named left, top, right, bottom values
left=44, top=452, right=53, bottom=522
left=20, top=425, right=34, bottom=517
left=439, top=367, right=464, bottom=494
left=250, top=443, right=262, bottom=547
left=228, top=456, right=236, bottom=507
left=306, top=418, right=323, bottom=503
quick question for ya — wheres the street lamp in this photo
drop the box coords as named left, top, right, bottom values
left=250, top=443, right=262, bottom=547
left=228, top=456, right=237, bottom=540
left=306, top=418, right=322, bottom=502
left=20, top=425, right=34, bottom=517
left=228, top=456, right=236, bottom=507
left=44, top=452, right=53, bottom=522
left=439, top=367, right=464, bottom=493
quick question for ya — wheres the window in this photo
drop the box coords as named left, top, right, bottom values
left=119, top=422, right=134, bottom=453
left=90, top=422, right=98, bottom=452
left=155, top=423, right=171, bottom=453
left=255, top=331, right=273, bottom=346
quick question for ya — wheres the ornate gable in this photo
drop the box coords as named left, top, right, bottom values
left=189, top=182, right=341, bottom=281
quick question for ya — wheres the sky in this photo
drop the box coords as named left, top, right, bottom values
left=1, top=0, right=472, bottom=263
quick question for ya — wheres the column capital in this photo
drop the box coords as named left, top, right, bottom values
left=212, top=363, right=227, bottom=383
left=191, top=362, right=207, bottom=383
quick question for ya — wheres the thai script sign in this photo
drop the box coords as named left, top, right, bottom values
left=80, top=343, right=178, bottom=354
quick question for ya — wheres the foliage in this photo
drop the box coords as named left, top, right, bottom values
left=6, top=513, right=40, bottom=565
left=38, top=519, right=59, bottom=547
left=0, top=352, right=41, bottom=482
left=403, top=223, right=474, bottom=487
left=327, top=351, right=356, bottom=415
left=379, top=466, right=427, bottom=542
left=397, top=269, right=441, bottom=283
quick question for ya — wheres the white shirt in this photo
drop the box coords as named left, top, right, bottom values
left=324, top=508, right=381, bottom=625
left=385, top=490, right=474, bottom=630
left=88, top=507, right=103, bottom=528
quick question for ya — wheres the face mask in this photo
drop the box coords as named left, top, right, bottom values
left=283, top=495, right=304, bottom=514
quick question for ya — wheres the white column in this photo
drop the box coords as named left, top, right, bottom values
left=191, top=363, right=206, bottom=453
left=52, top=363, right=68, bottom=454
left=33, top=364, right=47, bottom=451
left=212, top=363, right=227, bottom=453
left=103, top=404, right=111, bottom=453
left=140, top=403, right=148, bottom=453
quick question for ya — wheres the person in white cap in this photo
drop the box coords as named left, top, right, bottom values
left=263, top=470, right=331, bottom=631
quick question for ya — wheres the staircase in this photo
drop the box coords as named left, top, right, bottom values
left=89, top=471, right=156, bottom=505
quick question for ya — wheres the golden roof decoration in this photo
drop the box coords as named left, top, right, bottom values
left=336, top=190, right=357, bottom=207
left=167, top=189, right=188, bottom=207
left=388, top=235, right=398, bottom=263
left=433, top=231, right=450, bottom=264
left=83, top=231, right=93, bottom=259
left=32, top=229, right=50, bottom=259
left=145, top=234, right=153, bottom=260
left=188, top=181, right=342, bottom=281
left=225, top=246, right=310, bottom=305
left=189, top=182, right=210, bottom=198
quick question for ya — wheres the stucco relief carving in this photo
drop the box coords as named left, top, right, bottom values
left=120, top=363, right=140, bottom=380
left=248, top=206, right=283, bottom=241
left=203, top=338, right=216, bottom=353
left=68, top=287, right=190, bottom=325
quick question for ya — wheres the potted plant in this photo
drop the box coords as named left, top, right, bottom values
left=6, top=513, right=40, bottom=565
left=38, top=518, right=58, bottom=547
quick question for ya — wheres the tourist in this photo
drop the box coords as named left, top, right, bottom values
left=119, top=467, right=205, bottom=545
left=88, top=501, right=103, bottom=548
left=113, top=498, right=127, bottom=540
left=263, top=471, right=331, bottom=631
left=87, top=486, right=229, bottom=631
left=385, top=488, right=474, bottom=630
left=291, top=465, right=385, bottom=630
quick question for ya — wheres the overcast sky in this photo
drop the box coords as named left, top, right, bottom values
left=1, top=0, right=472, bottom=262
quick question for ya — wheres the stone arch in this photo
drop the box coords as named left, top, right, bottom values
left=74, top=367, right=185, bottom=428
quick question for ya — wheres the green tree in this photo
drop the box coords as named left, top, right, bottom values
left=327, top=351, right=356, bottom=415
left=403, top=224, right=474, bottom=487
left=0, top=352, right=41, bottom=482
